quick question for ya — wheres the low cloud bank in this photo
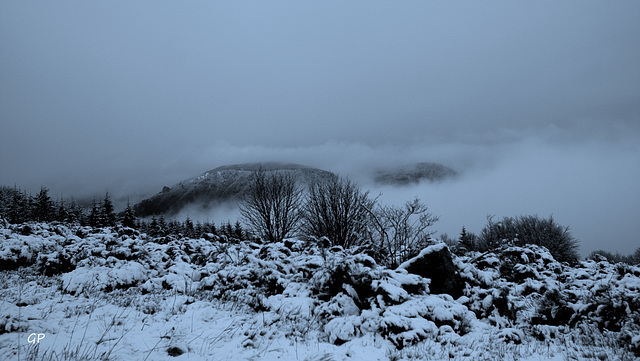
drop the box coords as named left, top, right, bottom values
left=372, top=135, right=640, bottom=257
left=143, top=129, right=640, bottom=258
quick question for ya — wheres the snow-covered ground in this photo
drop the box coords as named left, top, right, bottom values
left=1, top=222, right=638, bottom=360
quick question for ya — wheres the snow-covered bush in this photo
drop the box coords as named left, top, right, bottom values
left=532, top=288, right=575, bottom=326
left=0, top=225, right=59, bottom=271
left=197, top=242, right=290, bottom=308
left=37, top=249, right=74, bottom=276
left=458, top=242, right=640, bottom=356
left=61, top=260, right=151, bottom=295
left=477, top=215, right=579, bottom=263
left=0, top=302, right=26, bottom=334
left=311, top=252, right=378, bottom=308
left=378, top=295, right=474, bottom=348
left=460, top=244, right=564, bottom=323
left=2, top=221, right=640, bottom=359
left=309, top=248, right=478, bottom=349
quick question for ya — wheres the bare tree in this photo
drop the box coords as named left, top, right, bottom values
left=301, top=177, right=374, bottom=249
left=239, top=168, right=303, bottom=243
left=369, top=198, right=439, bottom=268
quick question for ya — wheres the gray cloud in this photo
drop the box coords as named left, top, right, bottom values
left=1, top=1, right=639, bottom=256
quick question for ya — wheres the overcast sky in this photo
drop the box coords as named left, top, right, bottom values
left=1, top=1, right=639, bottom=256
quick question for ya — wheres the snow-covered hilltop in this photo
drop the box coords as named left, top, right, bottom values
left=1, top=222, right=639, bottom=360
left=133, top=162, right=337, bottom=217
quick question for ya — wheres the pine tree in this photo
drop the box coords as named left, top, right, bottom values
left=6, top=186, right=29, bottom=223
left=458, top=226, right=478, bottom=253
left=88, top=200, right=101, bottom=228
left=167, top=219, right=181, bottom=236
left=102, top=192, right=116, bottom=227
left=34, top=187, right=54, bottom=222
left=209, top=221, right=217, bottom=235
left=184, top=217, right=195, bottom=238
left=122, top=200, right=136, bottom=228
left=0, top=187, right=11, bottom=221
left=26, top=193, right=35, bottom=221
left=158, top=215, right=167, bottom=236
left=67, top=198, right=84, bottom=224
left=224, top=221, right=233, bottom=238
left=234, top=221, right=244, bottom=240
left=56, top=198, right=69, bottom=222
left=148, top=216, right=159, bottom=237
left=195, top=221, right=204, bottom=238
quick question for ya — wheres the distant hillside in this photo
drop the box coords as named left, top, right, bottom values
left=133, top=162, right=336, bottom=217
left=373, top=162, right=457, bottom=186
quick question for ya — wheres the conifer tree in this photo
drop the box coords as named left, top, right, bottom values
left=149, top=216, right=159, bottom=236
left=5, top=186, right=28, bottom=223
left=458, top=226, right=478, bottom=253
left=208, top=221, right=217, bottom=235
left=184, top=217, right=195, bottom=238
left=34, top=187, right=54, bottom=222
left=102, top=192, right=116, bottom=227
left=158, top=215, right=167, bottom=236
left=0, top=187, right=11, bottom=221
left=234, top=221, right=244, bottom=240
left=122, top=200, right=136, bottom=228
left=195, top=221, right=204, bottom=238
left=26, top=193, right=35, bottom=221
left=224, top=221, right=233, bottom=238
left=56, top=198, right=68, bottom=222
left=88, top=199, right=101, bottom=228
left=167, top=219, right=181, bottom=235
left=67, top=198, right=84, bottom=224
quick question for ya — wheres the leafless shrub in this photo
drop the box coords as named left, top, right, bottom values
left=301, top=177, right=374, bottom=249
left=368, top=198, right=439, bottom=268
left=239, top=168, right=303, bottom=243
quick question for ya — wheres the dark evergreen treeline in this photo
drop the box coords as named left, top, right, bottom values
left=135, top=217, right=251, bottom=240
left=0, top=185, right=119, bottom=227
left=0, top=185, right=251, bottom=241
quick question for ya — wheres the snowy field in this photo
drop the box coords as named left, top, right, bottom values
left=1, top=222, right=639, bottom=361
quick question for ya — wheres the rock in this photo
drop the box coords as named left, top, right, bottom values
left=17, top=224, right=33, bottom=236
left=166, top=345, right=186, bottom=357
left=399, top=243, right=464, bottom=298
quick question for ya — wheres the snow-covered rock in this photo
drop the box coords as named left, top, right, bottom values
left=399, top=243, right=464, bottom=298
